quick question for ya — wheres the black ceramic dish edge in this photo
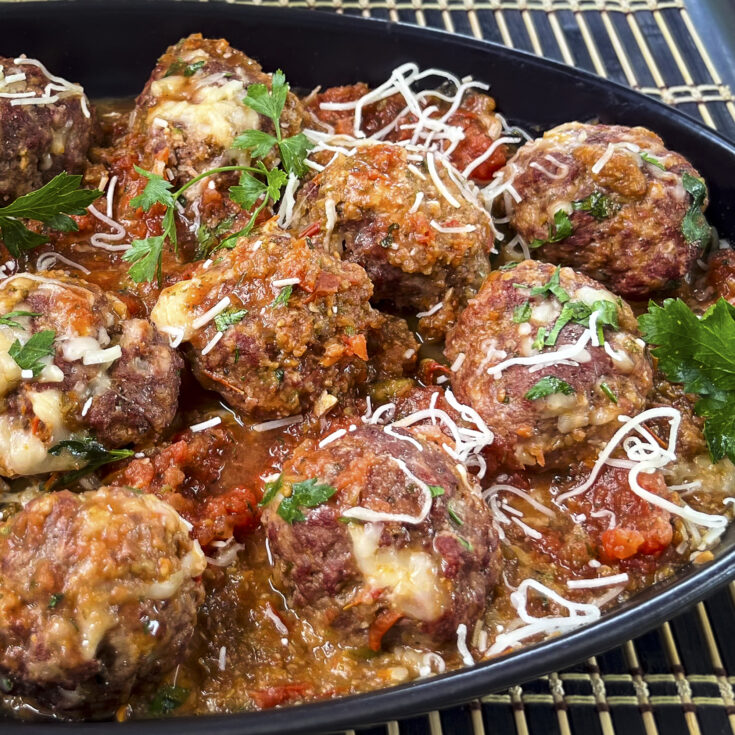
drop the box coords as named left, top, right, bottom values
left=2, top=3, right=735, bottom=733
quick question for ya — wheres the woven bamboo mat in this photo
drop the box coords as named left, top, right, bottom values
left=3, top=0, right=735, bottom=733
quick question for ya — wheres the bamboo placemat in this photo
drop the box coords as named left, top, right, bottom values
left=3, top=0, right=735, bottom=733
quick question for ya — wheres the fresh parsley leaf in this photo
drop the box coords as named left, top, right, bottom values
left=532, top=327, right=547, bottom=351
left=499, top=261, right=519, bottom=271
left=48, top=593, right=64, bottom=609
left=130, top=166, right=176, bottom=211
left=183, top=59, right=205, bottom=76
left=528, top=209, right=574, bottom=250
left=259, top=473, right=283, bottom=507
left=681, top=172, right=711, bottom=248
left=429, top=485, right=445, bottom=497
left=600, top=381, right=618, bottom=403
left=448, top=504, right=464, bottom=525
left=149, top=684, right=190, bottom=715
left=639, top=297, right=735, bottom=462
left=457, top=535, right=473, bottom=552
left=0, top=173, right=100, bottom=258
left=277, top=477, right=337, bottom=523
left=214, top=308, right=248, bottom=332
left=0, top=310, right=40, bottom=329
left=122, top=236, right=166, bottom=285
left=278, top=132, right=314, bottom=177
left=525, top=376, right=576, bottom=400
left=8, top=330, right=55, bottom=376
left=525, top=266, right=570, bottom=304
left=242, top=70, right=288, bottom=130
left=512, top=301, right=531, bottom=324
left=270, top=284, right=293, bottom=309
left=572, top=191, right=618, bottom=221
left=48, top=438, right=135, bottom=486
left=233, top=129, right=279, bottom=159
left=640, top=152, right=666, bottom=170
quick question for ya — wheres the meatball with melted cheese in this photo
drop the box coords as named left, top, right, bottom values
left=152, top=221, right=416, bottom=419
left=445, top=261, right=653, bottom=470
left=129, top=33, right=304, bottom=189
left=263, top=423, right=500, bottom=650
left=0, top=56, right=94, bottom=203
left=0, top=272, right=182, bottom=477
left=0, top=486, right=205, bottom=717
left=499, top=123, right=707, bottom=297
left=292, top=143, right=493, bottom=339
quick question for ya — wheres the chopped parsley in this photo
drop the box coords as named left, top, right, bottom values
left=48, top=439, right=135, bottom=486
left=572, top=191, right=618, bottom=221
left=428, top=485, right=445, bottom=498
left=512, top=301, right=532, bottom=324
left=0, top=173, right=101, bottom=259
left=515, top=266, right=570, bottom=304
left=48, top=593, right=64, bottom=609
left=499, top=261, right=519, bottom=271
left=379, top=223, right=400, bottom=249
left=0, top=310, right=40, bottom=329
left=525, top=376, right=576, bottom=400
left=149, top=684, right=190, bottom=715
left=532, top=327, right=547, bottom=351
left=270, top=284, right=293, bottom=309
left=277, top=477, right=337, bottom=523
left=259, top=474, right=283, bottom=507
left=529, top=209, right=573, bottom=249
left=457, top=535, right=473, bottom=552
left=639, top=297, right=735, bottom=463
left=448, top=504, right=464, bottom=526
left=214, top=308, right=248, bottom=332
left=680, top=172, right=711, bottom=248
left=640, top=151, right=666, bottom=170
left=164, top=58, right=206, bottom=77
left=544, top=298, right=619, bottom=347
left=600, top=381, right=618, bottom=403
left=8, top=329, right=56, bottom=376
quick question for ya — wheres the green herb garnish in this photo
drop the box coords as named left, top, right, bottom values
left=48, top=438, right=135, bottom=486
left=0, top=173, right=101, bottom=259
left=8, top=330, right=55, bottom=376
left=448, top=504, right=464, bottom=526
left=640, top=152, right=666, bottom=170
left=572, top=191, right=618, bottom=221
left=259, top=473, right=283, bottom=507
left=639, top=297, right=735, bottom=463
left=525, top=376, right=576, bottom=401
left=380, top=223, right=400, bottom=249
left=214, top=308, right=248, bottom=332
left=529, top=209, right=573, bottom=249
left=48, top=593, right=64, bottom=609
left=149, top=684, right=190, bottom=715
left=429, top=485, right=445, bottom=498
left=680, top=172, right=711, bottom=248
left=277, top=477, right=337, bottom=523
left=600, top=381, right=618, bottom=403
left=0, top=310, right=40, bottom=329
left=270, top=284, right=293, bottom=309
left=512, top=301, right=532, bottom=324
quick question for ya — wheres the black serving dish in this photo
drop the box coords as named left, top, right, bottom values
left=3, top=2, right=735, bottom=732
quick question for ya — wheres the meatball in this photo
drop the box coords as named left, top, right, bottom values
left=0, top=486, right=205, bottom=716
left=151, top=221, right=415, bottom=419
left=445, top=261, right=653, bottom=470
left=262, top=424, right=500, bottom=650
left=292, top=143, right=493, bottom=338
left=0, top=272, right=182, bottom=477
left=0, top=56, right=93, bottom=202
left=129, top=34, right=304, bottom=190
left=499, top=123, right=707, bottom=297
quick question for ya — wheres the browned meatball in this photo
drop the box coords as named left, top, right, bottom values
left=0, top=56, right=93, bottom=203
left=0, top=272, right=182, bottom=477
left=129, top=34, right=304, bottom=189
left=152, top=221, right=416, bottom=419
left=262, top=423, right=500, bottom=650
left=445, top=261, right=653, bottom=470
left=0, top=486, right=205, bottom=717
left=292, top=143, right=493, bottom=339
left=499, top=123, right=707, bottom=298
